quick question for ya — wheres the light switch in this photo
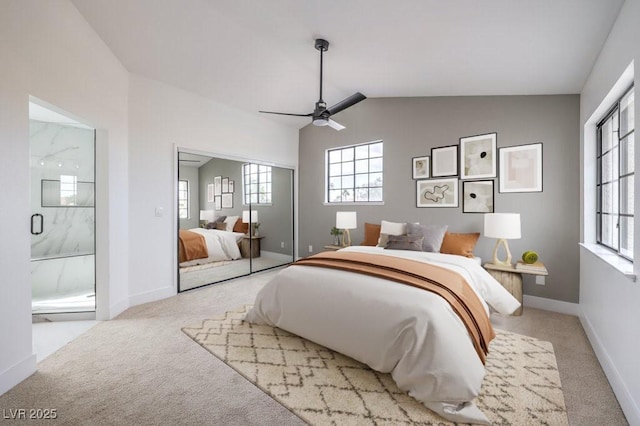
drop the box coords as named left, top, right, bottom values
left=155, top=207, right=164, bottom=217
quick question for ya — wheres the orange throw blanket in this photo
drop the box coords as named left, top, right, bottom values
left=178, top=230, right=209, bottom=263
left=293, top=251, right=495, bottom=364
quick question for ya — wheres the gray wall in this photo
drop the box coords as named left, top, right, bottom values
left=198, top=157, right=294, bottom=255
left=178, top=165, right=199, bottom=230
left=299, top=95, right=580, bottom=303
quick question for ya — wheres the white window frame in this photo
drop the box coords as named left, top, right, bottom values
left=178, top=179, right=190, bottom=219
left=243, top=163, right=272, bottom=205
left=596, top=85, right=634, bottom=261
left=325, top=140, right=384, bottom=204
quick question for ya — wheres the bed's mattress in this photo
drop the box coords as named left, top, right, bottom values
left=245, top=246, right=520, bottom=424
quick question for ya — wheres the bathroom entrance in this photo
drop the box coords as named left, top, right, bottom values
left=29, top=102, right=96, bottom=314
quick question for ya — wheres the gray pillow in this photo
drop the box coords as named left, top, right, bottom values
left=406, top=223, right=448, bottom=252
left=384, top=234, right=424, bottom=251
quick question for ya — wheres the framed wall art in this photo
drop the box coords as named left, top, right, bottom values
left=214, top=176, right=222, bottom=196
left=431, top=145, right=458, bottom=177
left=412, top=156, right=430, bottom=179
left=499, top=143, right=543, bottom=193
left=416, top=178, right=459, bottom=208
left=222, top=177, right=229, bottom=193
left=460, top=132, right=497, bottom=180
left=221, top=193, right=233, bottom=209
left=214, top=195, right=222, bottom=211
left=207, top=183, right=214, bottom=202
left=462, top=180, right=494, bottom=213
left=228, top=180, right=234, bottom=193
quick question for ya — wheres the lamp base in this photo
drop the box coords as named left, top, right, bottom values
left=342, top=229, right=351, bottom=247
left=492, top=238, right=513, bottom=267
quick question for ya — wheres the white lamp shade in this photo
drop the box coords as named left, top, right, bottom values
left=199, top=210, right=215, bottom=222
left=484, top=213, right=521, bottom=239
left=242, top=210, right=258, bottom=223
left=336, top=211, right=357, bottom=229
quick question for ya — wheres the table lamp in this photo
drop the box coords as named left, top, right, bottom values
left=484, top=213, right=521, bottom=266
left=199, top=210, right=214, bottom=226
left=336, top=211, right=357, bottom=247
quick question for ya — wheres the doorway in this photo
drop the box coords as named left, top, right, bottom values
left=29, top=102, right=96, bottom=315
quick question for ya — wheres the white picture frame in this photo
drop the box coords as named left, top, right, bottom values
left=214, top=176, right=222, bottom=196
left=431, top=145, right=459, bottom=177
left=416, top=178, right=459, bottom=208
left=207, top=183, right=214, bottom=202
left=221, top=193, right=233, bottom=209
left=412, top=156, right=430, bottom=179
left=499, top=143, right=543, bottom=193
left=460, top=132, right=497, bottom=180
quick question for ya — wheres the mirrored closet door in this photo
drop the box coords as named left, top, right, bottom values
left=177, top=149, right=294, bottom=292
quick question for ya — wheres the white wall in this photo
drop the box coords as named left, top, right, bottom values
left=0, top=0, right=129, bottom=394
left=0, top=1, right=299, bottom=396
left=580, top=0, right=640, bottom=424
left=127, top=75, right=298, bottom=305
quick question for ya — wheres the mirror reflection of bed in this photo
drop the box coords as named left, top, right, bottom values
left=177, top=150, right=294, bottom=292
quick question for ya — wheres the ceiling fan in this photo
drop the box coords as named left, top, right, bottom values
left=259, top=39, right=366, bottom=131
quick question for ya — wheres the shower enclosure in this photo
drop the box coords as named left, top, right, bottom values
left=29, top=105, right=96, bottom=314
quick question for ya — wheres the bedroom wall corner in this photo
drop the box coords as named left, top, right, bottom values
left=127, top=74, right=298, bottom=302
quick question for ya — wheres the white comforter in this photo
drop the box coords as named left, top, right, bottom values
left=179, top=228, right=244, bottom=267
left=245, top=246, right=520, bottom=424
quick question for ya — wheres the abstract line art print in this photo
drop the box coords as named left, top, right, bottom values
left=416, top=178, right=459, bottom=208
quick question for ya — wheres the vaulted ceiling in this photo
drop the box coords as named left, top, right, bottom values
left=71, top=0, right=624, bottom=129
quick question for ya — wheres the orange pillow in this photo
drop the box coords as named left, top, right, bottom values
left=440, top=232, right=480, bottom=258
left=232, top=218, right=249, bottom=234
left=360, top=223, right=381, bottom=246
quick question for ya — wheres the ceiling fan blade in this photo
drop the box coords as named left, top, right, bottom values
left=326, top=92, right=366, bottom=116
left=259, top=111, right=312, bottom=117
left=327, top=119, right=345, bottom=131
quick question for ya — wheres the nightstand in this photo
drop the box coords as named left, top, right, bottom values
left=323, top=244, right=343, bottom=251
left=483, top=262, right=548, bottom=316
left=240, top=236, right=264, bottom=258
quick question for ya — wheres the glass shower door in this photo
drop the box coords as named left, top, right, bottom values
left=29, top=112, right=96, bottom=314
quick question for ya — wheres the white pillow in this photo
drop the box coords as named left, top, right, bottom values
left=223, top=215, right=239, bottom=232
left=378, top=220, right=408, bottom=246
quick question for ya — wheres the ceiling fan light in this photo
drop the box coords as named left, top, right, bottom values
left=312, top=117, right=329, bottom=126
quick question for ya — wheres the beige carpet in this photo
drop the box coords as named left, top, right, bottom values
left=183, top=305, right=569, bottom=425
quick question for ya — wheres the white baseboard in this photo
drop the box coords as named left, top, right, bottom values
left=0, top=354, right=36, bottom=396
left=580, top=312, right=640, bottom=426
left=128, top=286, right=175, bottom=308
left=522, top=295, right=581, bottom=316
left=99, top=298, right=129, bottom=321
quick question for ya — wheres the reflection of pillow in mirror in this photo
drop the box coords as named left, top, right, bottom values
left=384, top=234, right=424, bottom=251
left=224, top=215, right=239, bottom=232
left=233, top=219, right=248, bottom=234
left=406, top=223, right=448, bottom=252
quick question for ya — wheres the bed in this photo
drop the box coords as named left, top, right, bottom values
left=178, top=228, right=245, bottom=267
left=245, top=245, right=520, bottom=424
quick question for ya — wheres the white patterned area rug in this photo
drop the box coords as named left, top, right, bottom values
left=182, top=306, right=568, bottom=425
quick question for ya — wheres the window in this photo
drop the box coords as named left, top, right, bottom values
left=597, top=86, right=634, bottom=260
left=178, top=179, right=190, bottom=219
left=59, top=175, right=78, bottom=206
left=326, top=141, right=383, bottom=203
left=243, top=163, right=272, bottom=204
